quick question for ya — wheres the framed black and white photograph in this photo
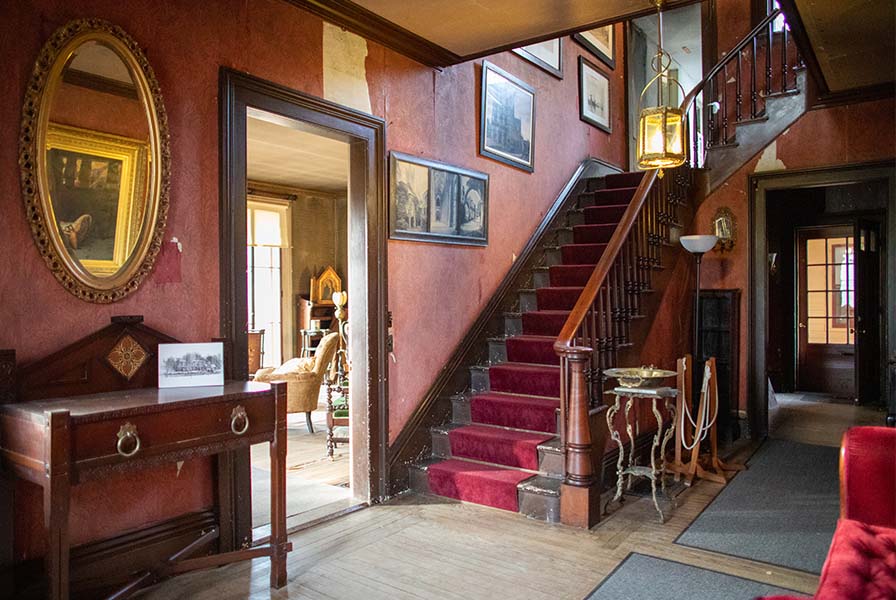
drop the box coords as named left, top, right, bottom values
left=512, top=38, right=563, bottom=79
left=391, top=156, right=430, bottom=234
left=579, top=57, right=612, bottom=133
left=158, top=342, right=225, bottom=388
left=390, top=152, right=488, bottom=246
left=480, top=60, right=535, bottom=173
left=574, top=25, right=615, bottom=70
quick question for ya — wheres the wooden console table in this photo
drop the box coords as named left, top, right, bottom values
left=0, top=381, right=291, bottom=599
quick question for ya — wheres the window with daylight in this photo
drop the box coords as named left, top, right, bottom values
left=247, top=200, right=291, bottom=367
left=805, top=236, right=855, bottom=345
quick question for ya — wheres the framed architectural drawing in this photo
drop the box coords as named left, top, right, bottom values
left=512, top=38, right=563, bottom=78
left=158, top=342, right=225, bottom=388
left=480, top=61, right=535, bottom=173
left=390, top=152, right=488, bottom=246
left=579, top=57, right=612, bottom=133
left=574, top=25, right=615, bottom=69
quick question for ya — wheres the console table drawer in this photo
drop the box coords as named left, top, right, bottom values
left=70, top=395, right=273, bottom=473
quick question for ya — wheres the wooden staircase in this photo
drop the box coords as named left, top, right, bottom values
left=401, top=7, right=807, bottom=527
left=408, top=168, right=695, bottom=522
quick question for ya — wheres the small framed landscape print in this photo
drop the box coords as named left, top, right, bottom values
left=574, top=25, right=615, bottom=70
left=158, top=342, right=225, bottom=388
left=480, top=60, right=536, bottom=173
left=390, top=152, right=488, bottom=246
left=512, top=38, right=563, bottom=79
left=579, top=57, right=612, bottom=133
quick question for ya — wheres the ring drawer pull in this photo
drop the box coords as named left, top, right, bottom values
left=116, top=422, right=141, bottom=458
left=231, top=405, right=249, bottom=435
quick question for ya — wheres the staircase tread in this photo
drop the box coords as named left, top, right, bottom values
left=490, top=362, right=561, bottom=372
left=471, top=391, right=561, bottom=403
left=428, top=458, right=539, bottom=480
left=450, top=424, right=556, bottom=444
left=521, top=309, right=571, bottom=316
left=507, top=334, right=557, bottom=341
left=595, top=185, right=639, bottom=193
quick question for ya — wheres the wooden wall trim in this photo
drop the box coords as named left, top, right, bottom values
left=281, top=0, right=460, bottom=68
left=282, top=0, right=699, bottom=69
left=386, top=158, right=623, bottom=494
left=5, top=510, right=217, bottom=598
left=748, top=160, right=896, bottom=437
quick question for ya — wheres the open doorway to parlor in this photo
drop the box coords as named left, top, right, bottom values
left=245, top=108, right=354, bottom=534
left=749, top=163, right=894, bottom=441
left=219, top=70, right=388, bottom=549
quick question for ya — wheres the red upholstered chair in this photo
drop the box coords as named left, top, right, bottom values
left=758, top=426, right=896, bottom=600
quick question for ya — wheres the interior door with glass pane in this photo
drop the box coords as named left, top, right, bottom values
left=796, top=226, right=856, bottom=398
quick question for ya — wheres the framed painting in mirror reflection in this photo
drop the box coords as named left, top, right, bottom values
left=46, top=123, right=148, bottom=276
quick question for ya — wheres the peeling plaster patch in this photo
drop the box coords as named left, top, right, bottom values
left=176, top=461, right=184, bottom=476
left=754, top=140, right=786, bottom=172
left=323, top=23, right=372, bottom=114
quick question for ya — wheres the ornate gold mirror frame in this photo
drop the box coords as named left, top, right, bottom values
left=19, top=18, right=170, bottom=303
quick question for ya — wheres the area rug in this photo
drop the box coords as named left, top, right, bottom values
left=585, top=553, right=805, bottom=600
left=676, top=439, right=839, bottom=573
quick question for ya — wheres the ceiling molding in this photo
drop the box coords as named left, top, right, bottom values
left=281, top=0, right=461, bottom=67
left=283, top=0, right=698, bottom=68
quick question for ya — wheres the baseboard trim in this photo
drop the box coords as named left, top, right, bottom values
left=2, top=509, right=217, bottom=599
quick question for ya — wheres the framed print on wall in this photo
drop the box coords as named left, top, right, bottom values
left=578, top=57, right=612, bottom=133
left=574, top=25, right=615, bottom=70
left=390, top=152, right=489, bottom=246
left=480, top=60, right=536, bottom=173
left=512, top=38, right=563, bottom=79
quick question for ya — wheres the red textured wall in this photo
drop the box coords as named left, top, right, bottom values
left=694, top=97, right=896, bottom=411
left=1, top=0, right=628, bottom=557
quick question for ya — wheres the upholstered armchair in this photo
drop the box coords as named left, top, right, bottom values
left=254, top=332, right=340, bottom=432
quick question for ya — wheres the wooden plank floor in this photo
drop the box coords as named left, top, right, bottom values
left=137, top=398, right=884, bottom=600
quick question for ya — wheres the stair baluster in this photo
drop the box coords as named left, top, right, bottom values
left=766, top=20, right=774, bottom=99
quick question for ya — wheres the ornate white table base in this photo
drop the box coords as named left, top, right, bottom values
left=604, top=386, right=678, bottom=523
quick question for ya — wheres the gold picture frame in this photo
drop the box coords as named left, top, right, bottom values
left=46, top=123, right=149, bottom=276
left=310, top=266, right=342, bottom=304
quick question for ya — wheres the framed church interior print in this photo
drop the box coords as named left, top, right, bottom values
left=578, top=57, right=612, bottom=133
left=480, top=61, right=536, bottom=173
left=390, top=152, right=489, bottom=246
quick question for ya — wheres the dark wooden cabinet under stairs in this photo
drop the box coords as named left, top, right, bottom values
left=408, top=170, right=695, bottom=522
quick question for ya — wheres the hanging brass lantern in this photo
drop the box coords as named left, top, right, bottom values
left=637, top=0, right=687, bottom=175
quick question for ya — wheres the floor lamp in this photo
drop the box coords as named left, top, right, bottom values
left=680, top=234, right=718, bottom=404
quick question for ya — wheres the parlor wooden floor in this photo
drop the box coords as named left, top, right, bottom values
left=137, top=399, right=886, bottom=600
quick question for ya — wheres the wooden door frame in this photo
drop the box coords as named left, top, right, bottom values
left=749, top=160, right=895, bottom=437
left=219, top=68, right=389, bottom=547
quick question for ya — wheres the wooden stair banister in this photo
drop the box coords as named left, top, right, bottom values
left=554, top=7, right=797, bottom=528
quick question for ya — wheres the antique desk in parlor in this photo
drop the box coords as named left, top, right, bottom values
left=0, top=317, right=291, bottom=599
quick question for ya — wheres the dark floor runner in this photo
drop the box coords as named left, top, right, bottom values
left=675, top=439, right=839, bottom=573
left=585, top=553, right=805, bottom=600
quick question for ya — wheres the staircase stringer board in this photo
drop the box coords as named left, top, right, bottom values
left=387, top=158, right=624, bottom=496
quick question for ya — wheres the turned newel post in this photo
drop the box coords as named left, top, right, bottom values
left=559, top=346, right=603, bottom=529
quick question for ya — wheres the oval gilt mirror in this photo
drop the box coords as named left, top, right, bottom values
left=20, top=19, right=170, bottom=303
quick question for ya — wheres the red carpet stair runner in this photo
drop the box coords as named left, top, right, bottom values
left=409, top=171, right=648, bottom=522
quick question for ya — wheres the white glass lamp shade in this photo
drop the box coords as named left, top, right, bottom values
left=680, top=234, right=718, bottom=254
